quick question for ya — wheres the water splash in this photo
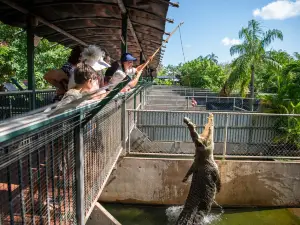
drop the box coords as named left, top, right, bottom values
left=165, top=206, right=223, bottom=225
left=166, top=206, right=183, bottom=224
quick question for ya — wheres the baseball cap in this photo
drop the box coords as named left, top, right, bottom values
left=121, top=53, right=137, bottom=62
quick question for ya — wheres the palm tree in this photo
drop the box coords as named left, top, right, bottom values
left=205, top=53, right=218, bottom=64
left=220, top=20, right=283, bottom=103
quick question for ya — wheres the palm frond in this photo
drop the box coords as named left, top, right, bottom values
left=282, top=62, right=300, bottom=77
left=262, top=56, right=282, bottom=71
left=230, top=44, right=247, bottom=56
left=262, top=29, right=283, bottom=48
left=239, top=76, right=250, bottom=97
left=226, top=56, right=251, bottom=89
left=238, top=27, right=252, bottom=43
left=248, top=19, right=263, bottom=40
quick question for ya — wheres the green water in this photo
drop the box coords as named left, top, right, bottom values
left=102, top=204, right=300, bottom=225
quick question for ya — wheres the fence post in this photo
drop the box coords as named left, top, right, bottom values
left=233, top=97, right=236, bottom=111
left=121, top=96, right=126, bottom=150
left=74, top=113, right=85, bottom=225
left=223, top=113, right=229, bottom=158
left=140, top=87, right=143, bottom=109
left=127, top=110, right=131, bottom=154
left=186, top=96, right=189, bottom=109
left=143, top=88, right=146, bottom=107
left=133, top=92, right=137, bottom=122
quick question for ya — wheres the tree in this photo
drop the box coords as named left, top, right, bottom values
left=220, top=20, right=283, bottom=98
left=294, top=52, right=300, bottom=60
left=179, top=57, right=227, bottom=91
left=255, top=50, right=295, bottom=93
left=204, top=53, right=218, bottom=64
left=0, top=22, right=71, bottom=89
left=0, top=43, right=15, bottom=85
left=259, top=60, right=300, bottom=113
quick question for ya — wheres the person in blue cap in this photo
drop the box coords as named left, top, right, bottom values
left=108, top=53, right=151, bottom=91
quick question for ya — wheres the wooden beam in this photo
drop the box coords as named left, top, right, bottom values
left=0, top=0, right=87, bottom=46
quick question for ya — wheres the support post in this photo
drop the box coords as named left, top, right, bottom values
left=121, top=97, right=126, bottom=150
left=186, top=96, right=189, bottom=109
left=27, top=15, right=36, bottom=110
left=74, top=114, right=85, bottom=225
left=127, top=111, right=131, bottom=154
left=139, top=51, right=144, bottom=64
left=140, top=87, right=143, bottom=109
left=145, top=87, right=147, bottom=106
left=139, top=52, right=144, bottom=82
left=121, top=13, right=128, bottom=54
left=233, top=97, right=236, bottom=111
left=223, top=113, right=229, bottom=158
left=133, top=93, right=136, bottom=122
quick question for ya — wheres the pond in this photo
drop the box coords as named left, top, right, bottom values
left=102, top=203, right=300, bottom=225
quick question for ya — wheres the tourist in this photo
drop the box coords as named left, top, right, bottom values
left=56, top=62, right=106, bottom=109
left=108, top=53, right=152, bottom=91
left=104, top=60, right=121, bottom=85
left=44, top=45, right=83, bottom=102
left=103, top=53, right=111, bottom=65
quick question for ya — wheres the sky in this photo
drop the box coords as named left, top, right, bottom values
left=162, top=0, right=300, bottom=66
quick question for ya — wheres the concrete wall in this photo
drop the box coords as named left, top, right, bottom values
left=100, top=157, right=300, bottom=207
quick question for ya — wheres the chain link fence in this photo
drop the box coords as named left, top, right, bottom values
left=145, top=95, right=260, bottom=112
left=83, top=99, right=123, bottom=217
left=0, top=115, right=78, bottom=224
left=128, top=110, right=300, bottom=158
left=0, top=85, right=146, bottom=224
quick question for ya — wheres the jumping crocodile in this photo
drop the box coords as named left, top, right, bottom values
left=175, top=113, right=221, bottom=225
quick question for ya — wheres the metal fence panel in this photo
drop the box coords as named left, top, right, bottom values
left=83, top=100, right=122, bottom=217
left=130, top=110, right=300, bottom=158
left=0, top=85, right=147, bottom=224
left=145, top=95, right=260, bottom=112
left=0, top=90, right=56, bottom=121
left=0, top=116, right=78, bottom=225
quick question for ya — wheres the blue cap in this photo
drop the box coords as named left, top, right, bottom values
left=121, top=53, right=137, bottom=62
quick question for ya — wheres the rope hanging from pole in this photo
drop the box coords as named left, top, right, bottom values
left=178, top=24, right=186, bottom=63
left=138, top=21, right=184, bottom=71
left=178, top=23, right=190, bottom=86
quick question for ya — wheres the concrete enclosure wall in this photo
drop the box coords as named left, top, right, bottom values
left=100, top=157, right=300, bottom=207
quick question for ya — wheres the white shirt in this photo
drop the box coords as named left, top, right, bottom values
left=126, top=68, right=137, bottom=79
left=108, top=67, right=137, bottom=87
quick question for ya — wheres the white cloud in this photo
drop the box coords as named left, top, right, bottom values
left=253, top=0, right=300, bottom=20
left=184, top=44, right=192, bottom=48
left=221, top=37, right=241, bottom=46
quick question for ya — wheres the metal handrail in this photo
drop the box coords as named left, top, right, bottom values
left=0, top=85, right=145, bottom=143
left=126, top=109, right=300, bottom=117
left=0, top=89, right=56, bottom=95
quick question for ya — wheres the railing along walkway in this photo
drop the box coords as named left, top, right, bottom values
left=0, top=83, right=146, bottom=225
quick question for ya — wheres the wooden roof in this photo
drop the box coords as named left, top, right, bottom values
left=0, top=0, right=174, bottom=68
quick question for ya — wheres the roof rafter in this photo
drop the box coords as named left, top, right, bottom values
left=0, top=0, right=87, bottom=46
left=117, top=0, right=146, bottom=61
